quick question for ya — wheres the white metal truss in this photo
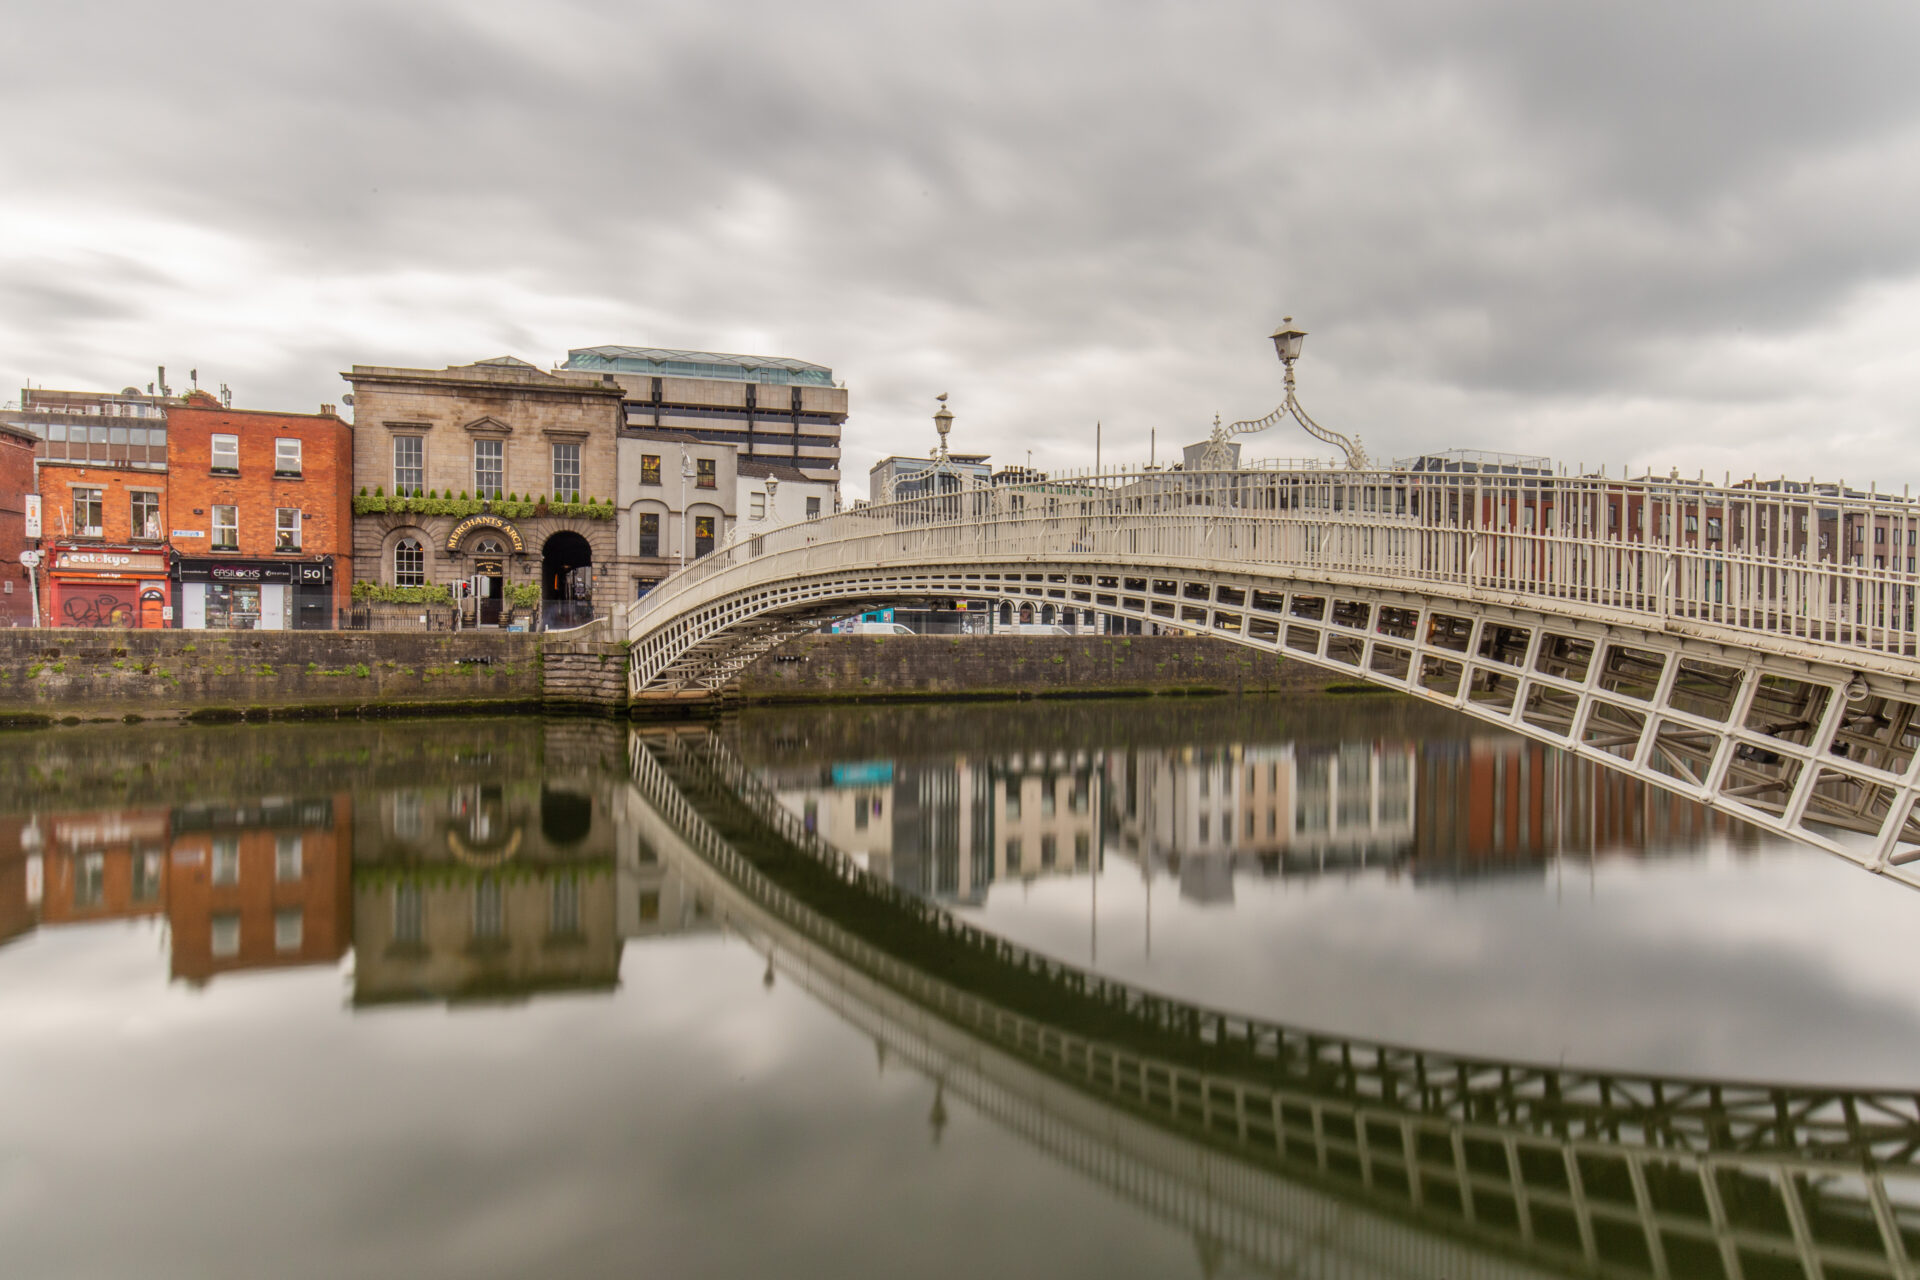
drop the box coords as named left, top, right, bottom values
left=629, top=468, right=1920, bottom=887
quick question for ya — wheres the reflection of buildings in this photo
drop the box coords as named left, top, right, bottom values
left=33, top=808, right=170, bottom=927
left=0, top=797, right=354, bottom=983
left=351, top=781, right=620, bottom=1006
left=167, top=796, right=352, bottom=984
left=1410, top=737, right=1740, bottom=878
left=1108, top=743, right=1419, bottom=900
left=769, top=752, right=1102, bottom=906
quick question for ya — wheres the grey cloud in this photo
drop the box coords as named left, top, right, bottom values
left=3, top=0, right=1919, bottom=480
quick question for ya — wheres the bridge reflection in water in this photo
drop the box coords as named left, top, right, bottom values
left=631, top=727, right=1920, bottom=1280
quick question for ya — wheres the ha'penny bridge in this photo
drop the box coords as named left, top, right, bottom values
left=628, top=464, right=1920, bottom=887
left=629, top=727, right=1920, bottom=1280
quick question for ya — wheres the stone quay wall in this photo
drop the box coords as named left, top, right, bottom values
left=0, top=628, right=1352, bottom=724
left=0, top=629, right=541, bottom=721
left=730, top=634, right=1345, bottom=703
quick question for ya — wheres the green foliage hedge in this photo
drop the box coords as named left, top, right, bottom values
left=350, top=581, right=453, bottom=604
left=351, top=493, right=613, bottom=520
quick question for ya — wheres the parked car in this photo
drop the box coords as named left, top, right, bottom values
left=839, top=621, right=915, bottom=635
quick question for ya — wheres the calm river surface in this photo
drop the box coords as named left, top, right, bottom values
left=4, top=695, right=1920, bottom=1279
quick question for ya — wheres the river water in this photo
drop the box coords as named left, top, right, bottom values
left=3, top=696, right=1919, bottom=1279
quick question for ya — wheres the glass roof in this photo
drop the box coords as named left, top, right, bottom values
left=565, top=345, right=835, bottom=387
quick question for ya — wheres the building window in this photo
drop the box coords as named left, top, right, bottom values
left=211, top=913, right=241, bottom=958
left=393, top=884, right=423, bottom=945
left=73, top=488, right=103, bottom=537
left=128, top=491, right=160, bottom=540
left=275, top=438, right=302, bottom=477
left=1005, top=838, right=1022, bottom=873
left=1005, top=777, right=1021, bottom=819
left=212, top=505, right=239, bottom=551
left=634, top=577, right=659, bottom=599
left=550, top=875, right=581, bottom=938
left=750, top=491, right=765, bottom=519
left=75, top=852, right=105, bottom=907
left=474, top=877, right=503, bottom=940
left=694, top=514, right=715, bottom=557
left=552, top=442, right=581, bottom=501
left=275, top=833, right=303, bottom=881
left=638, top=513, right=660, bottom=557
left=806, top=496, right=821, bottom=519
left=393, top=791, right=423, bottom=839
left=275, top=908, right=304, bottom=952
left=275, top=508, right=301, bottom=552
left=132, top=850, right=163, bottom=902
left=211, top=434, right=239, bottom=474
left=1877, top=526, right=1888, bottom=544
left=394, top=436, right=424, bottom=494
left=641, top=454, right=661, bottom=486
left=474, top=439, right=503, bottom=498
left=1075, top=832, right=1090, bottom=866
left=212, top=837, right=240, bottom=885
left=1040, top=834, right=1056, bottom=868
left=393, top=538, right=424, bottom=586
left=1707, top=516, right=1723, bottom=542
left=696, top=458, right=716, bottom=489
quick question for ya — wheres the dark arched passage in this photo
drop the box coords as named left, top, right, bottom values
left=542, top=531, right=594, bottom=628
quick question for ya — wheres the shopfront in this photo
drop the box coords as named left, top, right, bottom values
left=45, top=545, right=172, bottom=629
left=172, top=556, right=334, bottom=631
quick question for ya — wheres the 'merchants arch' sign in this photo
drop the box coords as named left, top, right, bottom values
left=447, top=514, right=524, bottom=552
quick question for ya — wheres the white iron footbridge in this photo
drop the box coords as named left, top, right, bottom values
left=629, top=466, right=1920, bottom=885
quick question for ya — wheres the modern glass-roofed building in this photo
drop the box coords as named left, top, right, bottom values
left=563, top=345, right=848, bottom=483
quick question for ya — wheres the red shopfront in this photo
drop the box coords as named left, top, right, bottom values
left=46, top=544, right=171, bottom=629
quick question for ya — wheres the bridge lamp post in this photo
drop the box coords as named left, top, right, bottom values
left=1203, top=318, right=1368, bottom=470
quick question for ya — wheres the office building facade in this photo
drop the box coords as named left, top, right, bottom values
left=563, top=346, right=847, bottom=486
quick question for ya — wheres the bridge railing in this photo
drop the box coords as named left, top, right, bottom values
left=630, top=465, right=1920, bottom=665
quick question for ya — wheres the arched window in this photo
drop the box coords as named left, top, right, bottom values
left=394, top=538, right=424, bottom=586
left=474, top=537, right=505, bottom=557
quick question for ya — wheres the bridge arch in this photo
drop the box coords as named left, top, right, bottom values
left=627, top=470, right=1920, bottom=886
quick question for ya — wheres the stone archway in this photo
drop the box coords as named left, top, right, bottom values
left=542, top=530, right=594, bottom=629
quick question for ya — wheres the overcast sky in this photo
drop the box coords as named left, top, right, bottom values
left=6, top=0, right=1920, bottom=495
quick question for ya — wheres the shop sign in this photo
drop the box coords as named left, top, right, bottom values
left=24, top=495, right=39, bottom=538
left=54, top=549, right=168, bottom=574
left=446, top=514, right=524, bottom=552
left=175, top=558, right=329, bottom=585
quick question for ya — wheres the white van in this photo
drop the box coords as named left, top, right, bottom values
left=840, top=621, right=915, bottom=635
left=997, top=623, right=1070, bottom=635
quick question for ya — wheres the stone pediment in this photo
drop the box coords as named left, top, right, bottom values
left=462, top=416, right=514, bottom=435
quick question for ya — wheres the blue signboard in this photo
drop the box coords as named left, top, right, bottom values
left=831, top=761, right=894, bottom=787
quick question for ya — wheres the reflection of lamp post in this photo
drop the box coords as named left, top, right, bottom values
left=679, top=453, right=696, bottom=569
left=1201, top=319, right=1369, bottom=470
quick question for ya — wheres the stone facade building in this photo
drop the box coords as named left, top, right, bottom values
left=344, top=358, right=625, bottom=626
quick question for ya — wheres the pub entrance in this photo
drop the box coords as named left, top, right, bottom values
left=472, top=537, right=506, bottom=626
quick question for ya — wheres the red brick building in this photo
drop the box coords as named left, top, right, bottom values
left=166, top=795, right=353, bottom=984
left=0, top=424, right=35, bottom=626
left=166, top=398, right=353, bottom=629
left=1, top=383, right=177, bottom=628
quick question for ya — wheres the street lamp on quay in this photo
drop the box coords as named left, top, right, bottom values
left=1198, top=318, right=1369, bottom=471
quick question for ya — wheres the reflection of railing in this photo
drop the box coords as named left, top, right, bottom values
left=631, top=728, right=1920, bottom=1280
